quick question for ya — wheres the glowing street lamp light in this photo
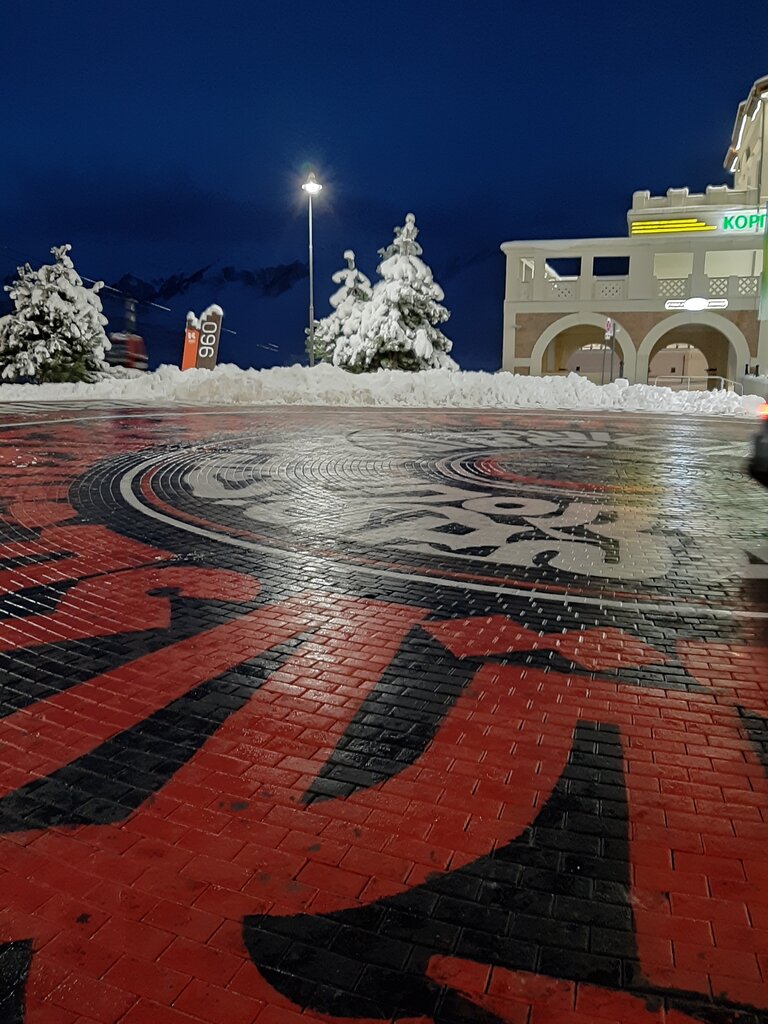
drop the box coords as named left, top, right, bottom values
left=301, top=172, right=323, bottom=366
left=302, top=172, right=322, bottom=196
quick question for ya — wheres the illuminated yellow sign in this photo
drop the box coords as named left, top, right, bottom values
left=631, top=209, right=766, bottom=236
left=631, top=218, right=715, bottom=235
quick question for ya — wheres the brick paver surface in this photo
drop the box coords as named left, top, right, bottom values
left=0, top=402, right=767, bottom=1023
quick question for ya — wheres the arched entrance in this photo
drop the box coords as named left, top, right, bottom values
left=530, top=313, right=636, bottom=381
left=646, top=326, right=733, bottom=384
left=566, top=342, right=621, bottom=383
left=637, top=313, right=750, bottom=384
left=649, top=342, right=709, bottom=383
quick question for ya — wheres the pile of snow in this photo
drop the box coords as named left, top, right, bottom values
left=0, top=363, right=762, bottom=417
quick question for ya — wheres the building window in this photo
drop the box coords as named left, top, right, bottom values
left=593, top=256, right=630, bottom=277
left=653, top=252, right=693, bottom=279
left=546, top=257, right=581, bottom=279
left=704, top=249, right=760, bottom=278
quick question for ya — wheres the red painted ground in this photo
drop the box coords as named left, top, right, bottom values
left=0, top=404, right=765, bottom=1024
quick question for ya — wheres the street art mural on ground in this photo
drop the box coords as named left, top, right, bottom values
left=0, top=403, right=767, bottom=1023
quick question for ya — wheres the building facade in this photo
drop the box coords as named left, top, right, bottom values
left=501, top=75, right=768, bottom=384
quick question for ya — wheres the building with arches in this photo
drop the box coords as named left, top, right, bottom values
left=501, top=74, right=768, bottom=384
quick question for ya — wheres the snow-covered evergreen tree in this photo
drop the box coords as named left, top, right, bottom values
left=0, top=245, right=110, bottom=383
left=312, top=250, right=372, bottom=364
left=334, top=213, right=457, bottom=373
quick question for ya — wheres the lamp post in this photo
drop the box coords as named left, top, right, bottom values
left=301, top=172, right=322, bottom=366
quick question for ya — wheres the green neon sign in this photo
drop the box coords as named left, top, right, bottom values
left=722, top=211, right=767, bottom=232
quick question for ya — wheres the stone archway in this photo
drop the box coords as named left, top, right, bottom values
left=648, top=342, right=708, bottom=382
left=530, top=313, right=637, bottom=382
left=564, top=341, right=621, bottom=383
left=636, top=313, right=750, bottom=383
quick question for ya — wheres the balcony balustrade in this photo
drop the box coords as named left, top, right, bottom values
left=510, top=266, right=760, bottom=306
left=653, top=275, right=760, bottom=301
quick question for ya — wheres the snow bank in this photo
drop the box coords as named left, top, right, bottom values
left=0, top=363, right=762, bottom=418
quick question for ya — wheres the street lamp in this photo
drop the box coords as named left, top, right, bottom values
left=301, top=172, right=322, bottom=366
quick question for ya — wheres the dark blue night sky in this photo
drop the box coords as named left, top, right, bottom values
left=1, top=0, right=766, bottom=370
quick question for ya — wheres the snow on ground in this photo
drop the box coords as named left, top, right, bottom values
left=0, top=363, right=762, bottom=418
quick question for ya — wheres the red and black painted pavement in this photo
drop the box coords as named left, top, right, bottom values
left=1, top=402, right=768, bottom=1024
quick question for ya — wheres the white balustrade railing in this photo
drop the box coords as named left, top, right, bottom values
left=649, top=375, right=743, bottom=394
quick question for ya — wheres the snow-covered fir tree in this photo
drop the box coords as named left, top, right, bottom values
left=312, top=250, right=372, bottom=364
left=0, top=245, right=110, bottom=383
left=334, top=213, right=457, bottom=373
